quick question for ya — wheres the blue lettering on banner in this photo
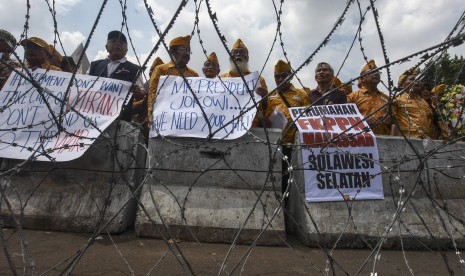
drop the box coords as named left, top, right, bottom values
left=170, top=111, right=198, bottom=130
left=0, top=106, right=42, bottom=127
left=201, top=113, right=226, bottom=132
left=170, top=79, right=194, bottom=95
left=152, top=111, right=168, bottom=132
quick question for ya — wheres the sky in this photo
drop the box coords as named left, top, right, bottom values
left=1, top=0, right=464, bottom=91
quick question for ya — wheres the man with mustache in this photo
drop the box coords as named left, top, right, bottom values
left=148, top=35, right=199, bottom=123
left=220, top=39, right=268, bottom=127
left=89, top=30, right=145, bottom=122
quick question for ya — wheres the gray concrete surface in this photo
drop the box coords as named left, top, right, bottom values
left=135, top=128, right=286, bottom=245
left=287, top=135, right=465, bottom=249
left=0, top=121, right=146, bottom=233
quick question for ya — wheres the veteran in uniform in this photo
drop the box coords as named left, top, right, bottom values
left=392, top=68, right=435, bottom=139
left=20, top=37, right=61, bottom=71
left=348, top=60, right=391, bottom=135
left=148, top=35, right=199, bottom=123
left=202, top=52, right=220, bottom=78
left=221, top=39, right=268, bottom=127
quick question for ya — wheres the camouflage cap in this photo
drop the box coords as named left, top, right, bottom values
left=0, top=29, right=17, bottom=49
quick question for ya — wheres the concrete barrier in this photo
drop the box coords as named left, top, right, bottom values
left=0, top=121, right=146, bottom=233
left=287, top=135, right=465, bottom=249
left=135, top=128, right=286, bottom=245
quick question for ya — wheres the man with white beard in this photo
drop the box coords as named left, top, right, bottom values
left=220, top=39, right=268, bottom=127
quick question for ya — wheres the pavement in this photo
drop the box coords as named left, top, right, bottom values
left=1, top=228, right=464, bottom=275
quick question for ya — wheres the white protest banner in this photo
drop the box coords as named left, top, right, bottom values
left=150, top=72, right=261, bottom=139
left=290, top=104, right=384, bottom=202
left=0, top=69, right=131, bottom=161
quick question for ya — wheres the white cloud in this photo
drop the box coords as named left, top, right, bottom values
left=94, top=50, right=108, bottom=61
left=0, top=0, right=464, bottom=92
left=59, top=31, right=86, bottom=55
left=55, top=0, right=82, bottom=15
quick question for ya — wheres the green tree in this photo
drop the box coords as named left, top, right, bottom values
left=423, top=53, right=465, bottom=87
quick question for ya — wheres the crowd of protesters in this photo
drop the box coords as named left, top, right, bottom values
left=1, top=29, right=463, bottom=145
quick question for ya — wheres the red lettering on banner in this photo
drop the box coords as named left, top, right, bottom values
left=347, top=116, right=367, bottom=131
left=297, top=118, right=311, bottom=130
left=302, top=132, right=374, bottom=148
left=335, top=117, right=350, bottom=131
left=322, top=117, right=336, bottom=131
left=53, top=129, right=89, bottom=153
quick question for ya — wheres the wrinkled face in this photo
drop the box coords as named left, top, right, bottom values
left=315, top=64, right=333, bottom=84
left=24, top=43, right=49, bottom=67
left=231, top=47, right=249, bottom=63
left=170, top=46, right=191, bottom=67
left=362, top=71, right=381, bottom=86
left=203, top=61, right=219, bottom=78
left=106, top=38, right=128, bottom=61
left=274, top=71, right=292, bottom=91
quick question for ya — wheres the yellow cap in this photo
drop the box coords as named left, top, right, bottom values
left=20, top=37, right=50, bottom=52
left=169, top=35, right=191, bottom=48
left=361, top=59, right=377, bottom=74
left=150, top=57, right=164, bottom=71
left=431, top=84, right=447, bottom=95
left=274, top=59, right=292, bottom=73
left=398, top=67, right=419, bottom=86
left=206, top=52, right=219, bottom=65
left=232, top=39, right=247, bottom=50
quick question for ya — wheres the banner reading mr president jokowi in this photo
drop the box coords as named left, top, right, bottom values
left=150, top=72, right=262, bottom=139
left=290, top=104, right=384, bottom=202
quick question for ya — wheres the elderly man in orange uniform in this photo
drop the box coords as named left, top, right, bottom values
left=202, top=52, right=220, bottom=78
left=20, top=37, right=61, bottom=71
left=392, top=68, right=435, bottom=139
left=265, top=59, right=310, bottom=195
left=148, top=35, right=198, bottom=123
left=348, top=60, right=391, bottom=135
left=265, top=60, right=310, bottom=144
left=220, top=39, right=268, bottom=126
